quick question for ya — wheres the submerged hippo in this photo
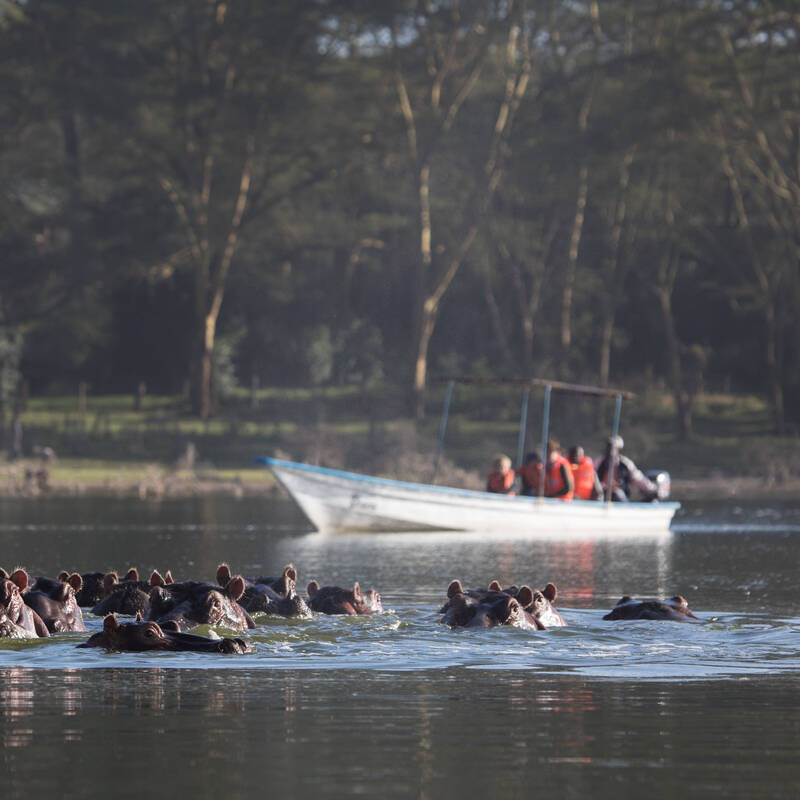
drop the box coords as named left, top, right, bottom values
left=603, top=595, right=698, bottom=621
left=11, top=569, right=85, bottom=633
left=441, top=584, right=537, bottom=630
left=216, top=563, right=310, bottom=618
left=91, top=569, right=172, bottom=617
left=148, top=576, right=255, bottom=631
left=441, top=579, right=566, bottom=630
left=79, top=614, right=249, bottom=653
left=306, top=580, right=383, bottom=615
left=0, top=575, right=49, bottom=637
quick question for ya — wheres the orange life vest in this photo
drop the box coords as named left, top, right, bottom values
left=545, top=455, right=574, bottom=501
left=571, top=455, right=596, bottom=500
left=487, top=468, right=516, bottom=495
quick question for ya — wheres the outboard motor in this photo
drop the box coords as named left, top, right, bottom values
left=644, top=470, right=671, bottom=501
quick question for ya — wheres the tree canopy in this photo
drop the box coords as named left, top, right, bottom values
left=0, top=0, right=798, bottom=435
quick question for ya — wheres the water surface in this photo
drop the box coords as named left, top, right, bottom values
left=0, top=495, right=798, bottom=798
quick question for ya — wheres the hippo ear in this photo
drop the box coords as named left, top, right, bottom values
left=124, top=568, right=139, bottom=582
left=0, top=567, right=8, bottom=580
left=216, top=563, right=232, bottom=587
left=618, top=595, right=633, bottom=606
left=67, top=573, right=83, bottom=592
left=517, top=586, right=533, bottom=607
left=150, top=570, right=165, bottom=587
left=284, top=564, right=298, bottom=582
left=447, top=580, right=464, bottom=598
left=307, top=580, right=319, bottom=598
left=226, top=576, right=245, bottom=602
left=165, top=571, right=174, bottom=584
left=103, top=572, right=119, bottom=594
left=103, top=614, right=120, bottom=632
left=57, top=571, right=70, bottom=582
left=488, top=580, right=502, bottom=592
left=9, top=569, right=29, bottom=592
left=352, top=582, right=362, bottom=601
left=135, top=611, right=143, bottom=621
left=542, top=583, right=557, bottom=602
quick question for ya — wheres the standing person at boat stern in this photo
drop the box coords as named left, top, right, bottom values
left=487, top=454, right=516, bottom=495
left=545, top=439, right=574, bottom=500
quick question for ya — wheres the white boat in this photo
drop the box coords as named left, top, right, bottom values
left=257, top=457, right=680, bottom=535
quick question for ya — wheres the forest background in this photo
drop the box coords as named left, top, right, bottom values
left=0, top=1, right=798, bottom=498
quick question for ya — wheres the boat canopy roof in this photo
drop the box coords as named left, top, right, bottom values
left=434, top=376, right=635, bottom=400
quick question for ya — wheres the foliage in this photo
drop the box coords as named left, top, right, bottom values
left=0, top=1, right=798, bottom=434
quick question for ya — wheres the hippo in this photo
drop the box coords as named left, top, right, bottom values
left=219, top=563, right=311, bottom=618
left=516, top=583, right=567, bottom=629
left=11, top=569, right=85, bottom=633
left=79, top=614, right=249, bottom=653
left=91, top=569, right=172, bottom=617
left=306, top=580, right=383, bottom=615
left=74, top=572, right=107, bottom=607
left=147, top=576, right=255, bottom=631
left=603, top=595, right=699, bottom=621
left=440, top=581, right=538, bottom=630
left=0, top=576, right=49, bottom=637
left=441, top=579, right=566, bottom=630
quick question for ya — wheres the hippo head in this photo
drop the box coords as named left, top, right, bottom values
left=519, top=583, right=565, bottom=629
left=0, top=577, right=25, bottom=625
left=75, top=572, right=107, bottom=607
left=148, top=577, right=254, bottom=631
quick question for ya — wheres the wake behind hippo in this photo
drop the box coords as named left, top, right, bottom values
left=603, top=595, right=699, bottom=621
left=80, top=614, right=249, bottom=653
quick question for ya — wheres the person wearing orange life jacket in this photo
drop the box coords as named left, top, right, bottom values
left=486, top=454, right=516, bottom=495
left=516, top=451, right=543, bottom=496
left=568, top=444, right=602, bottom=501
left=545, top=438, right=574, bottom=501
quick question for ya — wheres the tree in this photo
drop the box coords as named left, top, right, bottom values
left=388, top=0, right=534, bottom=416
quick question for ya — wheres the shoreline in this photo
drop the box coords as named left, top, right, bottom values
left=3, top=460, right=799, bottom=503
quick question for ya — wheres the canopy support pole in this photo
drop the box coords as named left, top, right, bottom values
left=431, top=380, right=454, bottom=483
left=516, top=388, right=530, bottom=476
left=538, top=384, right=552, bottom=503
left=606, top=393, right=623, bottom=507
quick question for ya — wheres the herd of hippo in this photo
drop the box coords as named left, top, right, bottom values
left=0, top=562, right=698, bottom=654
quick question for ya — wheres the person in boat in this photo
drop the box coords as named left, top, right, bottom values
left=486, top=454, right=516, bottom=495
left=544, top=438, right=574, bottom=501
left=516, top=451, right=543, bottom=496
left=595, top=436, right=657, bottom=502
left=568, top=445, right=602, bottom=501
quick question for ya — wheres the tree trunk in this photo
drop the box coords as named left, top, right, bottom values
left=656, top=284, right=692, bottom=441
left=560, top=163, right=589, bottom=366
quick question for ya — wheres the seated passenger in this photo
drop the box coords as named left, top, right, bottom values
left=568, top=445, right=602, bottom=500
left=544, top=438, right=574, bottom=501
left=595, top=436, right=657, bottom=502
left=516, top=451, right=543, bottom=496
left=486, top=454, right=515, bottom=495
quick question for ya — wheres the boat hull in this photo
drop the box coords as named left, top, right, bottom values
left=257, top=458, right=679, bottom=535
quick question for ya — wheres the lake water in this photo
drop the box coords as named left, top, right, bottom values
left=1, top=495, right=798, bottom=798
